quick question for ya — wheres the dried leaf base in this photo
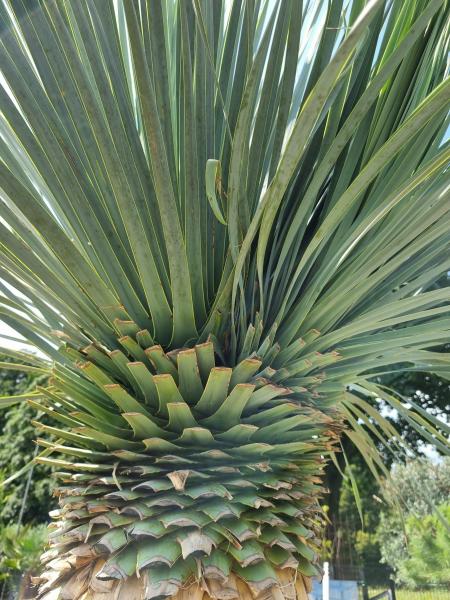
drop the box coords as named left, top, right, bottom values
left=39, top=566, right=311, bottom=600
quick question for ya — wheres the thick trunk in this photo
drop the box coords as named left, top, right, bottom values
left=38, top=567, right=310, bottom=600
left=32, top=341, right=339, bottom=599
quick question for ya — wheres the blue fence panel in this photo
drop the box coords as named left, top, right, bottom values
left=310, top=579, right=359, bottom=600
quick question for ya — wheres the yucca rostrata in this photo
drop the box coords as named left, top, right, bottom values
left=0, top=0, right=449, bottom=598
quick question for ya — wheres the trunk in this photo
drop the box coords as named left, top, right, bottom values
left=32, top=340, right=340, bottom=599
left=37, top=567, right=311, bottom=599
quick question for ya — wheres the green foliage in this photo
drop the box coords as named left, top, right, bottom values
left=0, top=355, right=52, bottom=525
left=0, top=523, right=47, bottom=576
left=320, top=506, right=334, bottom=562
left=324, top=361, right=450, bottom=580
left=382, top=458, right=450, bottom=516
left=332, top=455, right=389, bottom=583
left=0, top=523, right=47, bottom=592
left=0, top=0, right=448, bottom=478
left=401, top=504, right=450, bottom=587
left=0, top=403, right=53, bottom=525
left=332, top=456, right=450, bottom=586
left=380, top=369, right=450, bottom=455
left=340, top=458, right=381, bottom=533
left=378, top=458, right=450, bottom=586
left=0, top=355, right=35, bottom=398
left=0, top=0, right=449, bottom=594
left=367, top=588, right=450, bottom=600
left=354, top=530, right=381, bottom=566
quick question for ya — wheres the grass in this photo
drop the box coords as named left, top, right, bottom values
left=365, top=588, right=450, bottom=600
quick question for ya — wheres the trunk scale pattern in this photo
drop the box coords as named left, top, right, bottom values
left=32, top=331, right=342, bottom=599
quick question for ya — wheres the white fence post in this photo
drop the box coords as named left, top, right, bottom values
left=323, top=562, right=330, bottom=600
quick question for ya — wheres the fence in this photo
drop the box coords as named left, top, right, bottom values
left=361, top=582, right=396, bottom=600
left=359, top=586, right=450, bottom=600
left=312, top=578, right=449, bottom=600
left=312, top=562, right=450, bottom=600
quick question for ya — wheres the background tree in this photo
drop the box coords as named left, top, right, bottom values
left=330, top=455, right=387, bottom=583
left=0, top=355, right=52, bottom=526
left=399, top=504, right=450, bottom=587
left=324, top=367, right=450, bottom=539
left=0, top=355, right=52, bottom=598
left=378, top=457, right=450, bottom=585
left=327, top=457, right=450, bottom=586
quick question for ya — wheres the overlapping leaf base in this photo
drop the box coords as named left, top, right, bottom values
left=37, top=565, right=311, bottom=600
left=32, top=335, right=341, bottom=599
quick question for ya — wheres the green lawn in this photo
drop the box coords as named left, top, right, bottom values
left=365, top=588, right=450, bottom=600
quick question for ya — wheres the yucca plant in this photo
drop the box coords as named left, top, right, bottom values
left=0, top=0, right=449, bottom=598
